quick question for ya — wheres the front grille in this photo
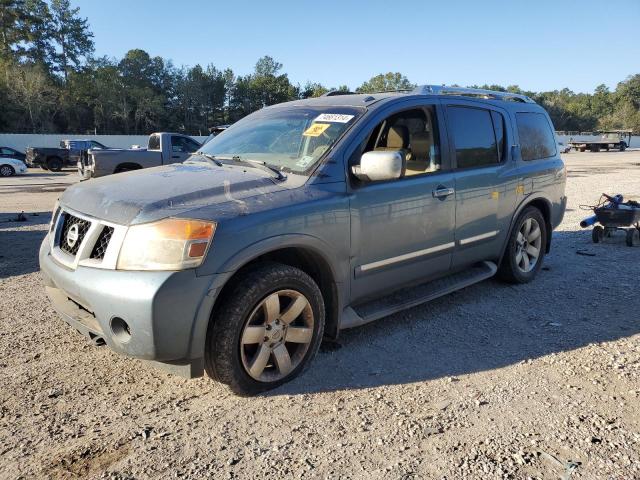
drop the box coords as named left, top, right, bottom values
left=90, top=226, right=114, bottom=259
left=59, top=213, right=90, bottom=256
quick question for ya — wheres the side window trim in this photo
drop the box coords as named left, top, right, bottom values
left=343, top=99, right=451, bottom=189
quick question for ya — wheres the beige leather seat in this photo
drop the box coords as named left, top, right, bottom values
left=406, top=130, right=439, bottom=175
left=376, top=125, right=410, bottom=156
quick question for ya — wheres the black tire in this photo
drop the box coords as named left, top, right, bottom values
left=619, top=142, right=626, bottom=152
left=498, top=206, right=547, bottom=284
left=0, top=164, right=15, bottom=177
left=40, top=164, right=49, bottom=171
left=626, top=228, right=639, bottom=247
left=205, top=262, right=325, bottom=396
left=47, top=157, right=63, bottom=172
left=592, top=225, right=604, bottom=243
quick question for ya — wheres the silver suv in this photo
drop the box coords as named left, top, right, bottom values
left=40, top=86, right=567, bottom=395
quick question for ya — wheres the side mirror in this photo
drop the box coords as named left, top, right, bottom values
left=351, top=150, right=404, bottom=182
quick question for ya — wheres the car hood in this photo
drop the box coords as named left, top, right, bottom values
left=60, top=161, right=296, bottom=225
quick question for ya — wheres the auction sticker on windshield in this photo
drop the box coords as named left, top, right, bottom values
left=303, top=123, right=331, bottom=137
left=314, top=113, right=354, bottom=123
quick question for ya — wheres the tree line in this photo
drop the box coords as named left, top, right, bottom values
left=1, top=1, right=639, bottom=135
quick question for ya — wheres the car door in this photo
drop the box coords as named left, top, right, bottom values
left=170, top=135, right=200, bottom=163
left=443, top=101, right=518, bottom=269
left=348, top=101, right=456, bottom=303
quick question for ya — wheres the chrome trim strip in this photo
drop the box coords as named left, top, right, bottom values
left=459, top=230, right=499, bottom=246
left=359, top=242, right=455, bottom=273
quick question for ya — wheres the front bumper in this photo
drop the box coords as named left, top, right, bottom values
left=39, top=234, right=217, bottom=377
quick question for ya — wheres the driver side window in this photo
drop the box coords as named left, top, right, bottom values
left=360, top=107, right=441, bottom=177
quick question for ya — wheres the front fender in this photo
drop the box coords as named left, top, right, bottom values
left=186, top=233, right=346, bottom=361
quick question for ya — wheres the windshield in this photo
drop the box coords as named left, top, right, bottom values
left=199, top=106, right=364, bottom=174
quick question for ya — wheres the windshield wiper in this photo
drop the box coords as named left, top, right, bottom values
left=228, top=156, right=287, bottom=181
left=193, top=152, right=223, bottom=166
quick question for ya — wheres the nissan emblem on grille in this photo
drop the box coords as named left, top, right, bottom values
left=59, top=213, right=90, bottom=256
left=66, top=224, right=80, bottom=248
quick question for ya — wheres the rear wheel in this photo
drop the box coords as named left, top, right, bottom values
left=498, top=206, right=546, bottom=284
left=47, top=157, right=63, bottom=172
left=205, top=263, right=325, bottom=396
left=0, top=165, right=15, bottom=177
left=619, top=142, right=627, bottom=152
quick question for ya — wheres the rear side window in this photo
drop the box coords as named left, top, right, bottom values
left=448, top=106, right=498, bottom=168
left=516, top=112, right=557, bottom=161
left=148, top=135, right=161, bottom=150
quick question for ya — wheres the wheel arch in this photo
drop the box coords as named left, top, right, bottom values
left=498, top=196, right=553, bottom=267
left=190, top=236, right=344, bottom=361
left=114, top=162, right=142, bottom=173
left=46, top=155, right=63, bottom=167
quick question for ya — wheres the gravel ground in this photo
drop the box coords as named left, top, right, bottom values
left=1, top=154, right=639, bottom=479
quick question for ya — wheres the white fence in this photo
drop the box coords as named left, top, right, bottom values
left=0, top=134, right=208, bottom=152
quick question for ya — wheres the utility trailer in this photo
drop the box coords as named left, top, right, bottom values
left=568, top=130, right=632, bottom=152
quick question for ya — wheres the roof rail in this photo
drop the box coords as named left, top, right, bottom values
left=412, top=85, right=535, bottom=103
left=321, top=90, right=356, bottom=97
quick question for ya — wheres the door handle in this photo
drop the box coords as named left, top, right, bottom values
left=172, top=155, right=180, bottom=159
left=432, top=186, right=455, bottom=198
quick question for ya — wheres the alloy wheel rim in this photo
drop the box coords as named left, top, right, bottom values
left=0, top=166, right=11, bottom=176
left=240, top=289, right=314, bottom=382
left=515, top=217, right=542, bottom=273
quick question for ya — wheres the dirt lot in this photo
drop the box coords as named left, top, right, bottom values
left=1, top=153, right=639, bottom=479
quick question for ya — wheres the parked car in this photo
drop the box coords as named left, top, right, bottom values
left=0, top=146, right=26, bottom=163
left=40, top=86, right=567, bottom=395
left=79, top=132, right=201, bottom=179
left=0, top=157, right=28, bottom=176
left=26, top=139, right=107, bottom=172
left=557, top=141, right=571, bottom=153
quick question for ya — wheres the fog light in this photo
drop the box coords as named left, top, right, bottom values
left=110, top=316, right=131, bottom=343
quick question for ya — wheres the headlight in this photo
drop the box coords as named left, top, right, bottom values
left=117, top=218, right=216, bottom=271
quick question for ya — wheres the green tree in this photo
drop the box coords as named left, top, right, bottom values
left=4, top=61, right=58, bottom=131
left=356, top=72, right=414, bottom=93
left=49, top=0, right=94, bottom=80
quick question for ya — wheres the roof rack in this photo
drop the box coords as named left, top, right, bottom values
left=321, top=90, right=356, bottom=97
left=412, top=85, right=535, bottom=103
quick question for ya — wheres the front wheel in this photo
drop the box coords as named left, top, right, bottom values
left=205, top=263, right=325, bottom=396
left=626, top=228, right=639, bottom=247
left=498, top=206, right=547, bottom=284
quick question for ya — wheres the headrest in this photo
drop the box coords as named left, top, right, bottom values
left=386, top=125, right=409, bottom=149
left=411, top=131, right=431, bottom=158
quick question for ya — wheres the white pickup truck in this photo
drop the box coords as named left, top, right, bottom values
left=79, top=132, right=201, bottom=179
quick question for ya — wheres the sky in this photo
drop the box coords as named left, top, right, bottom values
left=75, top=0, right=640, bottom=94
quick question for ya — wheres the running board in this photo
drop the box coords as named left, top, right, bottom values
left=341, top=261, right=497, bottom=329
